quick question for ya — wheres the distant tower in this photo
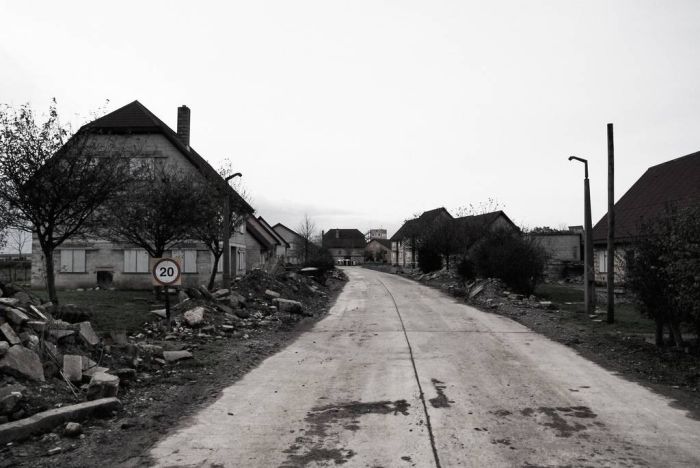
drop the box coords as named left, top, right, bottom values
left=366, top=229, right=387, bottom=242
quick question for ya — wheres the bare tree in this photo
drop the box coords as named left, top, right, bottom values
left=455, top=198, right=504, bottom=217
left=7, top=229, right=31, bottom=257
left=191, top=166, right=253, bottom=290
left=297, top=214, right=317, bottom=264
left=99, top=166, right=203, bottom=258
left=0, top=100, right=132, bottom=304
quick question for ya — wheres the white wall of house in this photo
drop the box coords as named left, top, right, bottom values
left=30, top=132, right=249, bottom=290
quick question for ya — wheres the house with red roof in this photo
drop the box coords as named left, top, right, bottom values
left=591, top=151, right=700, bottom=284
left=30, top=101, right=253, bottom=289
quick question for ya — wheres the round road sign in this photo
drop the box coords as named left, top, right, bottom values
left=152, top=258, right=181, bottom=286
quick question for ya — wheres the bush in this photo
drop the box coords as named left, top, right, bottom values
left=471, top=229, right=545, bottom=295
left=417, top=246, right=442, bottom=273
left=456, top=256, right=476, bottom=282
left=304, top=247, right=335, bottom=273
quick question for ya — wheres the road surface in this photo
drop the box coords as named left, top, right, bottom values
left=150, top=267, right=700, bottom=467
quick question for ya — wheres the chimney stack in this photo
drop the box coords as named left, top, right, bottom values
left=177, top=105, right=191, bottom=148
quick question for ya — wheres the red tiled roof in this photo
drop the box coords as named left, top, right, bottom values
left=592, top=151, right=700, bottom=243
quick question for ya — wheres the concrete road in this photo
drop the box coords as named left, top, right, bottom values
left=150, top=268, right=700, bottom=467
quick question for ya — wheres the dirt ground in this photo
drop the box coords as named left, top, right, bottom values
left=0, top=271, right=347, bottom=468
left=365, top=264, right=700, bottom=421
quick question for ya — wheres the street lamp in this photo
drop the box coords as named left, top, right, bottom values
left=568, top=156, right=595, bottom=315
left=222, top=172, right=242, bottom=287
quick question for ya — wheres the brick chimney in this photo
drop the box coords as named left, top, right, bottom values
left=177, top=105, right=190, bottom=148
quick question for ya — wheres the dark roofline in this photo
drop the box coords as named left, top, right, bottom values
left=272, top=223, right=305, bottom=241
left=84, top=100, right=254, bottom=214
left=258, top=217, right=289, bottom=247
left=246, top=216, right=276, bottom=250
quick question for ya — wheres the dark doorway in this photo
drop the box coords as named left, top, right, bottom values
left=97, top=271, right=113, bottom=288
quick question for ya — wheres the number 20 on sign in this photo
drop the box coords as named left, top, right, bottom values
left=151, top=258, right=182, bottom=286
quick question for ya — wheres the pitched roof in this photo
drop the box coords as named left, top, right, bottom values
left=258, top=217, right=289, bottom=247
left=592, top=151, right=700, bottom=243
left=272, top=223, right=305, bottom=242
left=390, top=207, right=453, bottom=241
left=82, top=100, right=254, bottom=214
left=322, top=229, right=366, bottom=249
left=246, top=216, right=277, bottom=250
left=367, top=238, right=392, bottom=249
left=452, top=210, right=518, bottom=232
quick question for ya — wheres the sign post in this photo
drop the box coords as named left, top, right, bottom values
left=151, top=258, right=182, bottom=326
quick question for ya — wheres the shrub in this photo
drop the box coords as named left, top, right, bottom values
left=456, top=256, right=476, bottom=282
left=417, top=246, right=442, bottom=273
left=471, top=229, right=545, bottom=295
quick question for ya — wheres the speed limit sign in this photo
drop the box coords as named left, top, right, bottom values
left=151, top=258, right=182, bottom=286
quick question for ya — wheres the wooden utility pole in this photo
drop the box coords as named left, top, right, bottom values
left=607, top=123, right=615, bottom=324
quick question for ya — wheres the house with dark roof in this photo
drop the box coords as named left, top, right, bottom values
left=245, top=216, right=289, bottom=270
left=272, top=223, right=306, bottom=264
left=31, top=101, right=253, bottom=289
left=390, top=208, right=453, bottom=267
left=591, top=151, right=700, bottom=284
left=322, top=229, right=366, bottom=265
left=365, top=238, right=392, bottom=263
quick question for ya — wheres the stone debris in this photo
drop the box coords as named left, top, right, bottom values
left=0, top=341, right=9, bottom=356
left=87, top=372, right=119, bottom=400
left=62, top=355, right=83, bottom=382
left=79, top=321, right=100, bottom=347
left=163, top=350, right=193, bottom=362
left=6, top=307, right=29, bottom=326
left=1, top=323, right=21, bottom=345
left=183, top=306, right=205, bottom=327
left=273, top=298, right=305, bottom=315
left=265, top=289, right=281, bottom=298
left=0, top=345, right=45, bottom=381
left=63, top=422, right=83, bottom=437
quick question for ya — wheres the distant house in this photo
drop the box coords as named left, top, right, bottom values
left=391, top=208, right=518, bottom=268
left=272, top=223, right=305, bottom=265
left=31, top=100, right=253, bottom=289
left=322, top=229, right=366, bottom=265
left=245, top=216, right=287, bottom=270
left=390, top=207, right=453, bottom=268
left=591, top=151, right=700, bottom=284
left=365, top=239, right=392, bottom=263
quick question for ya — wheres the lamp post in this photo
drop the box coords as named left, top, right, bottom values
left=568, top=156, right=595, bottom=315
left=222, top=172, right=242, bottom=287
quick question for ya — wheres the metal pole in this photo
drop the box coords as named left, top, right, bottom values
left=583, top=174, right=595, bottom=315
left=607, top=123, right=615, bottom=323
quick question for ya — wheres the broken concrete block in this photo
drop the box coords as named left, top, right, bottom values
left=0, top=397, right=121, bottom=445
left=229, top=293, right=246, bottom=308
left=0, top=345, right=45, bottom=381
left=49, top=329, right=74, bottom=341
left=0, top=341, right=9, bottom=356
left=150, top=309, right=168, bottom=319
left=6, top=308, right=29, bottom=326
left=163, top=350, right=193, bottom=362
left=63, top=422, right=83, bottom=437
left=0, top=391, right=23, bottom=415
left=62, top=355, right=83, bottom=382
left=87, top=372, right=119, bottom=400
left=273, top=298, right=304, bottom=315
left=183, top=307, right=205, bottom=327
left=113, top=368, right=137, bottom=383
left=0, top=323, right=21, bottom=345
left=264, top=289, right=280, bottom=299
left=11, top=291, right=32, bottom=305
left=136, top=343, right=164, bottom=356
left=0, top=298, right=20, bottom=307
left=213, top=288, right=230, bottom=298
left=83, top=366, right=109, bottom=379
left=79, top=322, right=100, bottom=347
left=25, top=334, right=39, bottom=351
left=29, top=305, right=47, bottom=321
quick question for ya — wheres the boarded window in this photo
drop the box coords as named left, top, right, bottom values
left=59, top=249, right=86, bottom=273
left=124, top=249, right=149, bottom=273
left=172, top=249, right=198, bottom=273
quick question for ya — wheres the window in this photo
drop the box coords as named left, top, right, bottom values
left=124, top=249, right=149, bottom=273
left=598, top=251, right=607, bottom=273
left=172, top=249, right=198, bottom=273
left=60, top=249, right=86, bottom=273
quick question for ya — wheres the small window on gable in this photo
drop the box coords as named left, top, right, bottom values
left=59, top=249, right=86, bottom=273
left=598, top=251, right=608, bottom=273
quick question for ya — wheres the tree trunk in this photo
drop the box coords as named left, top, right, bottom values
left=44, top=246, right=58, bottom=305
left=669, top=320, right=684, bottom=350
left=208, top=253, right=221, bottom=290
left=654, top=318, right=664, bottom=347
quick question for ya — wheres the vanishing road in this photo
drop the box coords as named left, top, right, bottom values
left=150, top=268, right=700, bottom=467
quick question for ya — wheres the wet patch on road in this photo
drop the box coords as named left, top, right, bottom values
left=280, top=399, right=410, bottom=467
left=520, top=406, right=599, bottom=437
left=428, top=379, right=454, bottom=408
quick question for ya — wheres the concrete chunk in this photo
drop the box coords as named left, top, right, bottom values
left=150, top=309, right=168, bottom=319
left=49, top=329, right=74, bottom=341
left=163, top=350, right=193, bottom=362
left=0, top=345, right=45, bottom=381
left=0, top=341, right=9, bottom=356
left=0, top=298, right=20, bottom=307
left=264, top=289, right=280, bottom=299
left=26, top=321, right=47, bottom=333
left=0, top=323, right=20, bottom=346
left=183, top=307, right=205, bottom=327
left=87, top=372, right=119, bottom=400
left=6, top=308, right=29, bottom=326
left=62, top=355, right=83, bottom=382
left=79, top=322, right=100, bottom=347
left=273, top=298, right=305, bottom=315
left=0, top=397, right=121, bottom=444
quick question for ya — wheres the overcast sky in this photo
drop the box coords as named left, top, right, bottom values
left=2, top=0, right=699, bottom=240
